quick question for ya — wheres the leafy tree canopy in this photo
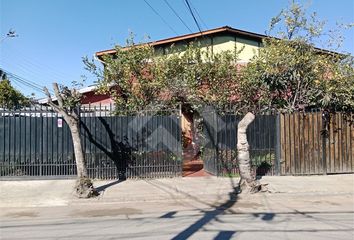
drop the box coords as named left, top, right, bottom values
left=243, top=1, right=354, bottom=112
left=0, top=77, right=30, bottom=109
left=84, top=1, right=353, bottom=114
left=84, top=38, right=244, bottom=114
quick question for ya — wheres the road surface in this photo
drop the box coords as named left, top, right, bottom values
left=1, top=193, right=353, bottom=240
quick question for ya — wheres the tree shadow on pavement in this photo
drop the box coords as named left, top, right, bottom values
left=170, top=185, right=239, bottom=240
left=214, top=231, right=236, bottom=240
left=166, top=155, right=242, bottom=240
left=142, top=169, right=241, bottom=240
left=95, top=179, right=124, bottom=193
left=253, top=212, right=275, bottom=221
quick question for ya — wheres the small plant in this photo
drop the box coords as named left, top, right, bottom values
left=255, top=161, right=272, bottom=176
left=223, top=172, right=240, bottom=178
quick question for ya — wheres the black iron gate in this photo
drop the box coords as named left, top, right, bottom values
left=0, top=106, right=183, bottom=179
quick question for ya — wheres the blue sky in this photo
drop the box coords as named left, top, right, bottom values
left=1, top=0, right=353, bottom=98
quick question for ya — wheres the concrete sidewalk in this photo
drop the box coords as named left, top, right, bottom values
left=0, top=174, right=353, bottom=208
left=1, top=175, right=353, bottom=240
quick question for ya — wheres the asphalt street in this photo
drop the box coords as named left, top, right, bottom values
left=1, top=175, right=353, bottom=239
left=1, top=208, right=353, bottom=240
left=1, top=193, right=354, bottom=240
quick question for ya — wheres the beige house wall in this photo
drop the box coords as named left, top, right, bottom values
left=154, top=34, right=261, bottom=63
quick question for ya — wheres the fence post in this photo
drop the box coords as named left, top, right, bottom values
left=275, top=113, right=281, bottom=176
left=321, top=111, right=328, bottom=175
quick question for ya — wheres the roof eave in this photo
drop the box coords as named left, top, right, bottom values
left=95, top=26, right=267, bottom=59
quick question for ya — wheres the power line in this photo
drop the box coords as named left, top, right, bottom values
left=6, top=71, right=44, bottom=90
left=143, top=0, right=179, bottom=35
left=8, top=75, right=45, bottom=94
left=10, top=79, right=23, bottom=91
left=3, top=60, right=60, bottom=85
left=3, top=45, right=78, bottom=81
left=184, top=0, right=203, bottom=33
left=0, top=68, right=50, bottom=94
left=10, top=77, right=45, bottom=94
left=188, top=0, right=208, bottom=30
left=163, top=0, right=193, bottom=33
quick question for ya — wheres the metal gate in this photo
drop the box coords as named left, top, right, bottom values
left=0, top=106, right=183, bottom=179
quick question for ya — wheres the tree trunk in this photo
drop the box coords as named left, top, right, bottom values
left=66, top=117, right=98, bottom=198
left=44, top=83, right=98, bottom=198
left=68, top=120, right=88, bottom=178
left=237, top=112, right=266, bottom=193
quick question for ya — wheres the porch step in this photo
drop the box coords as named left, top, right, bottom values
left=183, top=168, right=213, bottom=177
left=182, top=151, right=199, bottom=161
left=183, top=160, right=203, bottom=170
left=182, top=159, right=206, bottom=177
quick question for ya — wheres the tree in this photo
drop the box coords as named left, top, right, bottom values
left=0, top=71, right=29, bottom=109
left=44, top=83, right=98, bottom=198
left=86, top=39, right=265, bottom=193
left=85, top=1, right=353, bottom=194
left=84, top=39, right=243, bottom=114
left=243, top=1, right=353, bottom=112
left=237, top=1, right=353, bottom=193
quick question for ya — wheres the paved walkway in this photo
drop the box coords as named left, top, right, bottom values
left=0, top=174, right=353, bottom=208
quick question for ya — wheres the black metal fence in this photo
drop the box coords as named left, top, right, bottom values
left=1, top=105, right=352, bottom=179
left=0, top=106, right=182, bottom=179
left=201, top=110, right=278, bottom=176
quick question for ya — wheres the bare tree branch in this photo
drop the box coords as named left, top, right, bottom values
left=43, top=86, right=66, bottom=116
left=52, top=83, right=64, bottom=108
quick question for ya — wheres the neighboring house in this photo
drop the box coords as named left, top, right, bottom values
left=38, top=85, right=115, bottom=116
left=38, top=85, right=114, bottom=107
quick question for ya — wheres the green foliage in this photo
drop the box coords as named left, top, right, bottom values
left=243, top=1, right=354, bottom=112
left=222, top=172, right=240, bottom=178
left=84, top=1, right=353, bottom=114
left=267, top=1, right=325, bottom=41
left=0, top=79, right=29, bottom=109
left=313, top=55, right=354, bottom=111
left=60, top=85, right=82, bottom=110
left=84, top=38, right=243, bottom=115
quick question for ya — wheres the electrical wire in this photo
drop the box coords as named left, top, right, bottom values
left=10, top=77, right=45, bottom=95
left=8, top=76, right=45, bottom=93
left=3, top=61, right=58, bottom=86
left=3, top=46, right=78, bottom=81
left=143, top=0, right=179, bottom=35
left=0, top=68, right=51, bottom=94
left=184, top=0, right=203, bottom=33
left=163, top=0, right=193, bottom=33
left=188, top=0, right=208, bottom=30
left=6, top=71, right=44, bottom=90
